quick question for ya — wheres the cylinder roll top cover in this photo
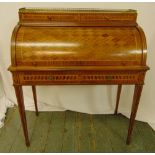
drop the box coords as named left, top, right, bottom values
left=11, top=8, right=147, bottom=68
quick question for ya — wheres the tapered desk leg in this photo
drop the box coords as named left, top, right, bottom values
left=14, top=85, right=30, bottom=146
left=32, top=85, right=39, bottom=116
left=126, top=84, right=143, bottom=145
left=114, top=85, right=122, bottom=114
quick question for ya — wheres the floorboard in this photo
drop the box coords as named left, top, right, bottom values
left=10, top=111, right=37, bottom=152
left=44, top=111, right=65, bottom=152
left=27, top=112, right=52, bottom=153
left=136, top=121, right=155, bottom=152
left=0, top=107, right=21, bottom=152
left=93, top=114, right=113, bottom=152
left=0, top=107, right=155, bottom=153
left=61, top=111, right=76, bottom=152
left=77, top=113, right=95, bottom=152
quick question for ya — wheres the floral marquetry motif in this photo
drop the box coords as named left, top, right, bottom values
left=8, top=8, right=149, bottom=146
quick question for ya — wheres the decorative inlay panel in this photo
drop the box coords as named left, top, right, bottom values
left=15, top=26, right=142, bottom=67
left=14, top=71, right=144, bottom=85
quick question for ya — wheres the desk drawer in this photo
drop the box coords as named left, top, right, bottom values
left=13, top=70, right=145, bottom=85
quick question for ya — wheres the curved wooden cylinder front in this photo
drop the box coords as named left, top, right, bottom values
left=12, top=26, right=145, bottom=66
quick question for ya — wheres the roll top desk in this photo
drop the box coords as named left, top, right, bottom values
left=8, top=8, right=149, bottom=146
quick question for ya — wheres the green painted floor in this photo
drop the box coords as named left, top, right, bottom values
left=0, top=106, right=155, bottom=153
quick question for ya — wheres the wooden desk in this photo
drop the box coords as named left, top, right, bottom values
left=8, top=8, right=149, bottom=146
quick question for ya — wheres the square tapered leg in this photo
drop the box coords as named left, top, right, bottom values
left=14, top=85, right=30, bottom=146
left=126, top=84, right=143, bottom=145
left=114, top=85, right=122, bottom=114
left=32, top=85, right=39, bottom=116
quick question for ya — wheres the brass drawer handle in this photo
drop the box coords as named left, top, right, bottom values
left=48, top=76, right=54, bottom=80
left=105, top=75, right=113, bottom=80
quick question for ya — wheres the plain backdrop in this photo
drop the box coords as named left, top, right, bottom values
left=0, top=2, right=155, bottom=129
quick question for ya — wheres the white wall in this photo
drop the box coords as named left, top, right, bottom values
left=0, top=3, right=155, bottom=128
